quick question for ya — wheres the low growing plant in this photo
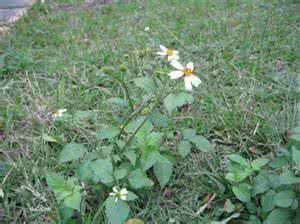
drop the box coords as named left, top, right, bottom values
left=46, top=44, right=213, bottom=223
left=225, top=143, right=300, bottom=224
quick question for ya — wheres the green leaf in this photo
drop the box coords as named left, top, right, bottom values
left=153, top=158, right=173, bottom=188
left=105, top=197, right=130, bottom=224
left=177, top=140, right=192, bottom=157
left=224, top=199, right=235, bottom=213
left=114, top=168, right=128, bottom=180
left=292, top=148, right=300, bottom=166
left=225, top=172, right=250, bottom=182
left=46, top=173, right=82, bottom=211
left=279, top=170, right=300, bottom=185
left=252, top=171, right=270, bottom=196
left=182, top=128, right=196, bottom=140
left=228, top=154, right=248, bottom=166
left=59, top=143, right=87, bottom=163
left=42, top=134, right=59, bottom=143
left=251, top=158, right=269, bottom=170
left=140, top=151, right=158, bottom=171
left=261, top=190, right=275, bottom=213
left=134, top=76, right=156, bottom=92
left=96, top=127, right=120, bottom=140
left=124, top=150, right=137, bottom=166
left=269, top=157, right=289, bottom=169
left=64, top=191, right=81, bottom=211
left=128, top=169, right=154, bottom=189
left=90, top=159, right=114, bottom=184
left=264, top=208, right=292, bottom=224
left=163, top=92, right=194, bottom=114
left=274, top=190, right=295, bottom=208
left=126, top=191, right=138, bottom=201
left=190, top=135, right=213, bottom=152
left=145, top=132, right=162, bottom=146
left=125, top=117, right=153, bottom=135
left=149, top=110, right=171, bottom=128
left=232, top=183, right=251, bottom=203
left=76, top=160, right=93, bottom=182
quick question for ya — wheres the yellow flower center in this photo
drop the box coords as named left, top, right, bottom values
left=183, top=68, right=193, bottom=76
left=166, top=48, right=174, bottom=55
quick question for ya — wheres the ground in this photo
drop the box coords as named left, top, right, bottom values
left=0, top=0, right=299, bottom=223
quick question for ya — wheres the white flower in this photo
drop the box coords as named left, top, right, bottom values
left=144, top=26, right=150, bottom=31
left=52, top=109, right=67, bottom=120
left=109, top=187, right=128, bottom=202
left=168, top=61, right=201, bottom=91
left=156, top=45, right=179, bottom=61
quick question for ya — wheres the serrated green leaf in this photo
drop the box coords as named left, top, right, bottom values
left=190, top=135, right=213, bottom=152
left=228, top=154, right=248, bottom=166
left=274, top=190, right=295, bottom=208
left=76, top=160, right=93, bottom=182
left=114, top=168, right=128, bottom=180
left=269, top=157, right=289, bottom=169
left=59, top=143, right=87, bottom=163
left=279, top=170, right=300, bottom=185
left=64, top=191, right=81, bottom=211
left=225, top=172, right=250, bottom=182
left=264, top=208, right=292, bottom=224
left=251, top=158, right=269, bottom=170
left=134, top=76, right=156, bottom=92
left=145, top=132, right=162, bottom=146
left=128, top=169, right=153, bottom=189
left=105, top=197, right=130, bottom=224
left=140, top=151, right=158, bottom=171
left=182, top=128, right=196, bottom=140
left=96, top=127, right=120, bottom=140
left=124, top=150, right=137, bottom=166
left=46, top=173, right=82, bottom=211
left=163, top=92, right=194, bottom=114
left=252, top=171, right=270, bottom=196
left=261, top=190, right=275, bottom=213
left=232, top=183, right=251, bottom=203
left=178, top=140, right=192, bottom=157
left=90, top=159, right=114, bottom=184
left=153, top=158, right=173, bottom=188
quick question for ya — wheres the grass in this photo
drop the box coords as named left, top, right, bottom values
left=0, top=0, right=299, bottom=223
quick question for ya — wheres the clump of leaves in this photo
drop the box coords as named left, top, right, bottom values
left=224, top=143, right=300, bottom=223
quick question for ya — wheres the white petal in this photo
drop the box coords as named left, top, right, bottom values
left=109, top=193, right=116, bottom=196
left=168, top=54, right=179, bottom=61
left=159, top=45, right=167, bottom=52
left=112, top=187, right=118, bottom=193
left=115, top=197, right=118, bottom=202
left=120, top=195, right=127, bottom=201
left=191, top=75, right=201, bottom=87
left=186, top=62, right=194, bottom=71
left=173, top=50, right=179, bottom=55
left=156, top=51, right=167, bottom=56
left=170, top=60, right=184, bottom=70
left=120, top=188, right=128, bottom=195
left=168, top=71, right=184, bottom=79
left=184, top=76, right=193, bottom=91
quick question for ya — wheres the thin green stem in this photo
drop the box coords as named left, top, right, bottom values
left=121, top=82, right=179, bottom=151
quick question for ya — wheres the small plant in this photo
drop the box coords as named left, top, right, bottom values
left=224, top=143, right=300, bottom=223
left=46, top=44, right=212, bottom=223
